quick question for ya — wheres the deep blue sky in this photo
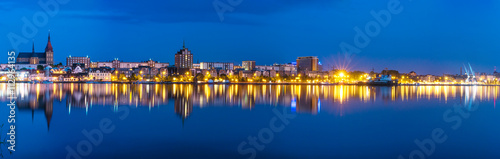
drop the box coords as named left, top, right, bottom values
left=1, top=0, right=499, bottom=75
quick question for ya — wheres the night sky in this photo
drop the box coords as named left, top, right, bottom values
left=1, top=0, right=499, bottom=75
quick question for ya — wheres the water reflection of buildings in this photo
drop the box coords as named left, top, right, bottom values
left=1, top=84, right=498, bottom=126
left=14, top=84, right=54, bottom=130
left=175, top=97, right=192, bottom=119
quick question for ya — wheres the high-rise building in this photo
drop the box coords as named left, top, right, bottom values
left=296, top=56, right=319, bottom=72
left=17, top=31, right=54, bottom=65
left=242, top=61, right=255, bottom=70
left=175, top=41, right=193, bottom=69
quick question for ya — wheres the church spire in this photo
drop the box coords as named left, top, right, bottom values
left=183, top=40, right=185, bottom=49
left=45, top=30, right=53, bottom=52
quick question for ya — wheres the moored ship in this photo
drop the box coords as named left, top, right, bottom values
left=367, top=75, right=398, bottom=86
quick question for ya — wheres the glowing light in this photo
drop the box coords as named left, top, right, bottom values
left=339, top=73, right=345, bottom=77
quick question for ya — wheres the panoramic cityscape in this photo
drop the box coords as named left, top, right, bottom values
left=1, top=0, right=500, bottom=159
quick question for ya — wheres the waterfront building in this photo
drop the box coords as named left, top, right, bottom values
left=254, top=63, right=297, bottom=77
left=90, top=59, right=169, bottom=69
left=89, top=69, right=112, bottom=81
left=200, top=62, right=234, bottom=70
left=200, top=69, right=219, bottom=77
left=16, top=32, right=54, bottom=65
left=261, top=70, right=277, bottom=77
left=66, top=56, right=90, bottom=68
left=114, top=68, right=133, bottom=78
left=239, top=70, right=261, bottom=78
left=276, top=63, right=297, bottom=72
left=242, top=61, right=256, bottom=70
left=296, top=56, right=319, bottom=72
left=136, top=65, right=160, bottom=79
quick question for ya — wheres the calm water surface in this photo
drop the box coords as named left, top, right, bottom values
left=1, top=83, right=499, bottom=158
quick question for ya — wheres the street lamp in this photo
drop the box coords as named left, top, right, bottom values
left=339, top=73, right=345, bottom=78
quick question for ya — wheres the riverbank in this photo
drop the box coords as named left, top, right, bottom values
left=4, top=81, right=499, bottom=86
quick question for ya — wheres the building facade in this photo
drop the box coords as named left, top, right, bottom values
left=175, top=42, right=193, bottom=69
left=90, top=59, right=169, bottom=69
left=296, top=56, right=319, bottom=72
left=200, top=62, right=234, bottom=70
left=89, top=70, right=111, bottom=81
left=66, top=56, right=91, bottom=68
left=259, top=63, right=297, bottom=76
left=242, top=61, right=256, bottom=70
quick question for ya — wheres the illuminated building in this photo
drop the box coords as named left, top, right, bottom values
left=296, top=56, right=319, bottom=72
left=200, top=62, right=234, bottom=70
left=242, top=61, right=256, bottom=70
left=88, top=69, right=112, bottom=81
left=175, top=41, right=193, bottom=69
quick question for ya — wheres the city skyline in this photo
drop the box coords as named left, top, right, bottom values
left=10, top=32, right=498, bottom=76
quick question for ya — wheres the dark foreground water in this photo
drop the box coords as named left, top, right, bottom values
left=0, top=83, right=499, bottom=159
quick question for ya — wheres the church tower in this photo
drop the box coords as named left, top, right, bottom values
left=45, top=31, right=54, bottom=65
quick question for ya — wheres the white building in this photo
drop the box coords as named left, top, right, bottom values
left=90, top=59, right=168, bottom=69
left=89, top=70, right=111, bottom=81
left=200, top=62, right=234, bottom=70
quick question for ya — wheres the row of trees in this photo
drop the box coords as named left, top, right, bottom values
left=113, top=69, right=406, bottom=83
